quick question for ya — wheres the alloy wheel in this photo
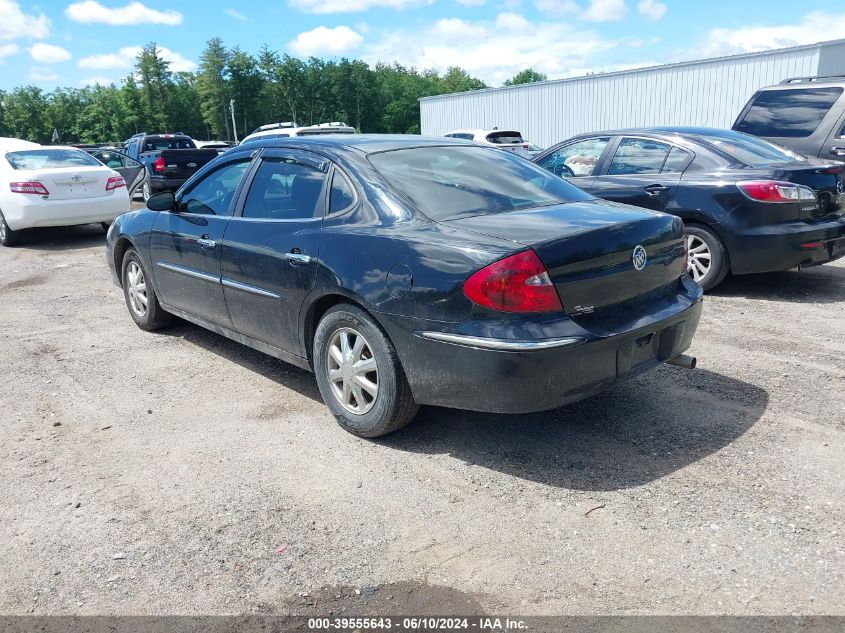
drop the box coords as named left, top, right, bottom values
left=142, top=182, right=151, bottom=202
left=687, top=235, right=712, bottom=283
left=126, top=261, right=148, bottom=318
left=326, top=327, right=379, bottom=415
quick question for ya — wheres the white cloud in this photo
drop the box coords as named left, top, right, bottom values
left=0, top=0, right=50, bottom=40
left=637, top=0, right=665, bottom=20
left=223, top=8, right=247, bottom=21
left=0, top=42, right=19, bottom=61
left=581, top=0, right=627, bottom=22
left=30, top=43, right=72, bottom=63
left=289, top=0, right=432, bottom=14
left=29, top=66, right=58, bottom=82
left=288, top=26, right=364, bottom=56
left=79, top=45, right=196, bottom=72
left=456, top=0, right=486, bottom=6
left=362, top=12, right=619, bottom=85
left=65, top=1, right=182, bottom=26
left=78, top=76, right=116, bottom=87
left=533, top=0, right=626, bottom=20
left=700, top=11, right=845, bottom=57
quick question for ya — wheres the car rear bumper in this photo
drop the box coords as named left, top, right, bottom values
left=379, top=278, right=703, bottom=414
left=149, top=176, right=188, bottom=192
left=729, top=215, right=845, bottom=274
left=1, top=195, right=128, bottom=231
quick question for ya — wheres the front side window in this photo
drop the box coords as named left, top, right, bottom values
left=608, top=138, right=672, bottom=176
left=179, top=160, right=251, bottom=216
left=6, top=148, right=101, bottom=170
left=242, top=157, right=327, bottom=220
left=536, top=137, right=611, bottom=178
left=369, top=145, right=593, bottom=221
left=735, top=87, right=843, bottom=138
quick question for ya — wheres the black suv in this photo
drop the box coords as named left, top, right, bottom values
left=733, top=76, right=845, bottom=162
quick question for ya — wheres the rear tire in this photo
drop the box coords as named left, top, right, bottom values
left=121, top=248, right=172, bottom=331
left=0, top=211, right=21, bottom=247
left=313, top=304, right=418, bottom=438
left=686, top=224, right=729, bottom=291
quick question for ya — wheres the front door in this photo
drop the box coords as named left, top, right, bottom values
left=220, top=148, right=329, bottom=356
left=589, top=137, right=690, bottom=212
left=533, top=136, right=613, bottom=193
left=149, top=156, right=253, bottom=327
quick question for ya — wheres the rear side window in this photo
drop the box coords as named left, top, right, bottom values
left=242, top=157, right=327, bottom=220
left=696, top=132, right=803, bottom=167
left=608, top=138, right=672, bottom=175
left=486, top=132, right=524, bottom=145
left=662, top=147, right=692, bottom=173
left=6, top=149, right=101, bottom=170
left=329, top=171, right=354, bottom=213
left=735, top=88, right=843, bottom=138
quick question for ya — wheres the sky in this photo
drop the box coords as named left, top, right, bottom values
left=1, top=0, right=845, bottom=89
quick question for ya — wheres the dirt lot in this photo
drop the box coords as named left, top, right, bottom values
left=0, top=222, right=842, bottom=616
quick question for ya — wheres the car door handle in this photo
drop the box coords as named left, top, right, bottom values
left=196, top=238, right=216, bottom=249
left=285, top=252, right=312, bottom=265
left=831, top=146, right=845, bottom=156
left=644, top=184, right=670, bottom=196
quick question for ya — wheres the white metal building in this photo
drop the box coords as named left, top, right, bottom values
left=420, top=39, right=845, bottom=148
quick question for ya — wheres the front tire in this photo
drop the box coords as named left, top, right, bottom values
left=0, top=211, right=21, bottom=247
left=121, top=248, right=171, bottom=331
left=686, top=224, right=729, bottom=291
left=313, top=304, right=418, bottom=438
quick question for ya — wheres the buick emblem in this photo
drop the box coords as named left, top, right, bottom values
left=632, top=245, right=647, bottom=271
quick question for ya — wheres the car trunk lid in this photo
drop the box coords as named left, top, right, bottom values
left=769, top=161, right=845, bottom=217
left=442, top=200, right=687, bottom=328
left=155, top=149, right=218, bottom=179
left=23, top=166, right=116, bottom=200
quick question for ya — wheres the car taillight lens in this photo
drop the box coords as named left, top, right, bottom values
left=153, top=157, right=166, bottom=173
left=106, top=176, right=126, bottom=191
left=10, top=181, right=49, bottom=195
left=463, top=250, right=563, bottom=313
left=737, top=180, right=816, bottom=203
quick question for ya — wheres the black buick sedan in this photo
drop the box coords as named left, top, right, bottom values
left=106, top=135, right=702, bottom=437
left=533, top=128, right=845, bottom=290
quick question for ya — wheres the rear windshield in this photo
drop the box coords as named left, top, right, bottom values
left=5, top=149, right=102, bottom=170
left=143, top=136, right=196, bottom=150
left=486, top=131, right=524, bottom=145
left=369, top=145, right=593, bottom=221
left=695, top=132, right=804, bottom=167
left=735, top=87, right=843, bottom=138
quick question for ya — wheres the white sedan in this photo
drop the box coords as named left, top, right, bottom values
left=0, top=139, right=131, bottom=246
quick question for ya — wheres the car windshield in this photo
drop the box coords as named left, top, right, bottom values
left=694, top=132, right=804, bottom=167
left=5, top=149, right=102, bottom=170
left=369, top=145, right=593, bottom=221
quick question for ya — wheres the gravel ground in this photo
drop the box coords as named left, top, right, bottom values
left=0, top=222, right=842, bottom=616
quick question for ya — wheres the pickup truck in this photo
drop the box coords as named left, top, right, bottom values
left=733, top=76, right=845, bottom=163
left=123, top=133, right=218, bottom=202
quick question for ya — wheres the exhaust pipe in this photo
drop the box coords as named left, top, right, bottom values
left=667, top=354, right=697, bottom=369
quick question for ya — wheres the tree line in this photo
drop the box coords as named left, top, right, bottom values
left=0, top=39, right=544, bottom=145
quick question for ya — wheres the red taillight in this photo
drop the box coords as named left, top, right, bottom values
left=106, top=176, right=126, bottom=191
left=463, top=250, right=563, bottom=313
left=801, top=241, right=824, bottom=249
left=153, top=156, right=166, bottom=173
left=737, top=180, right=816, bottom=203
left=10, top=181, right=49, bottom=195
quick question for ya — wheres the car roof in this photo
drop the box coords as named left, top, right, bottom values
left=240, top=134, right=479, bottom=154
left=568, top=126, right=755, bottom=142
left=0, top=137, right=41, bottom=151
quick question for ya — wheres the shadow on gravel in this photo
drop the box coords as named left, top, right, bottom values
left=273, top=580, right=488, bottom=616
left=381, top=366, right=767, bottom=492
left=13, top=224, right=107, bottom=251
left=711, top=264, right=845, bottom=304
left=160, top=322, right=324, bottom=403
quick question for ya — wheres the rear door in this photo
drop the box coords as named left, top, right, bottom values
left=219, top=148, right=330, bottom=356
left=533, top=136, right=613, bottom=192
left=589, top=137, right=691, bottom=212
left=149, top=154, right=254, bottom=327
left=820, top=112, right=845, bottom=162
left=88, top=149, right=146, bottom=197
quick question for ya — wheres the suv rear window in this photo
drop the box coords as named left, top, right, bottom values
left=486, top=132, right=524, bottom=145
left=735, top=87, right=843, bottom=138
left=369, top=145, right=592, bottom=221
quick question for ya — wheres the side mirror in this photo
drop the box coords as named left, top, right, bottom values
left=147, top=191, right=176, bottom=212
